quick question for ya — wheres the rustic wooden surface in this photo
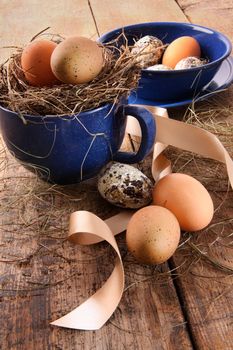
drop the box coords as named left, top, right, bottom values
left=0, top=1, right=233, bottom=349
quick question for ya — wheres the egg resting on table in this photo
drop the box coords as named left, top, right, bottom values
left=97, top=162, right=153, bottom=209
left=21, top=39, right=59, bottom=86
left=152, top=173, right=214, bottom=232
left=126, top=205, right=181, bottom=265
left=131, top=35, right=164, bottom=68
left=50, top=36, right=104, bottom=84
left=162, top=36, right=201, bottom=69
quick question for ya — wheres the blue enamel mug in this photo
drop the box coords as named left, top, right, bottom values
left=0, top=102, right=156, bottom=184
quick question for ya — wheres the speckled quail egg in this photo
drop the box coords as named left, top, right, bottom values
left=146, top=64, right=173, bottom=71
left=175, top=56, right=207, bottom=70
left=97, top=162, right=153, bottom=209
left=131, top=35, right=164, bottom=68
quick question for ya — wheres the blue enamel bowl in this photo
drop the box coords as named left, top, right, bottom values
left=99, top=22, right=232, bottom=102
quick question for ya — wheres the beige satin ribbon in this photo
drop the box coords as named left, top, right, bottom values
left=51, top=106, right=233, bottom=330
left=51, top=211, right=132, bottom=330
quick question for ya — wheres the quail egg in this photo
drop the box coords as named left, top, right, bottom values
left=147, top=64, right=172, bottom=71
left=131, top=35, right=164, bottom=68
left=175, top=56, right=207, bottom=70
left=98, top=162, right=153, bottom=209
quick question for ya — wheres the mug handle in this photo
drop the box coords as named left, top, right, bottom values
left=113, top=105, right=156, bottom=164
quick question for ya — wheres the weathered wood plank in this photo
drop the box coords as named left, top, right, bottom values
left=0, top=146, right=193, bottom=350
left=90, top=0, right=188, bottom=36
left=170, top=155, right=233, bottom=350
left=178, top=0, right=233, bottom=39
left=0, top=0, right=97, bottom=63
left=171, top=2, right=233, bottom=349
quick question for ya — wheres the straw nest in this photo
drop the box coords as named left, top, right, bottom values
left=0, top=32, right=144, bottom=117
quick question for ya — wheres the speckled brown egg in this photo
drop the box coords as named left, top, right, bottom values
left=131, top=35, right=164, bottom=68
left=126, top=205, right=181, bottom=264
left=97, top=162, right=153, bottom=209
left=50, top=36, right=104, bottom=84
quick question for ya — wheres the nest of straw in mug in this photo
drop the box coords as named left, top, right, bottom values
left=0, top=30, right=152, bottom=117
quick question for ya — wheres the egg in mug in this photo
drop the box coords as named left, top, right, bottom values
left=50, top=36, right=104, bottom=84
left=21, top=40, right=60, bottom=86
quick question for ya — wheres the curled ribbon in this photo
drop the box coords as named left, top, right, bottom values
left=51, top=211, right=132, bottom=330
left=51, top=106, right=233, bottom=330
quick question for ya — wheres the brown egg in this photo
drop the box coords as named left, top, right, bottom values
left=126, top=205, right=180, bottom=265
left=162, top=36, right=201, bottom=68
left=152, top=173, right=214, bottom=232
left=50, top=36, right=104, bottom=84
left=21, top=40, right=59, bottom=86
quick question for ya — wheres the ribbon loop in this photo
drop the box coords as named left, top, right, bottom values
left=51, top=211, right=130, bottom=330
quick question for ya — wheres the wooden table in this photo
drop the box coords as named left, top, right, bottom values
left=0, top=1, right=233, bottom=349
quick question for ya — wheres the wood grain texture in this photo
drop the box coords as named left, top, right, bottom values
left=173, top=2, right=233, bottom=349
left=89, top=0, right=188, bottom=35
left=178, top=0, right=233, bottom=39
left=0, top=0, right=97, bottom=63
left=167, top=142, right=233, bottom=350
left=0, top=146, right=193, bottom=349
